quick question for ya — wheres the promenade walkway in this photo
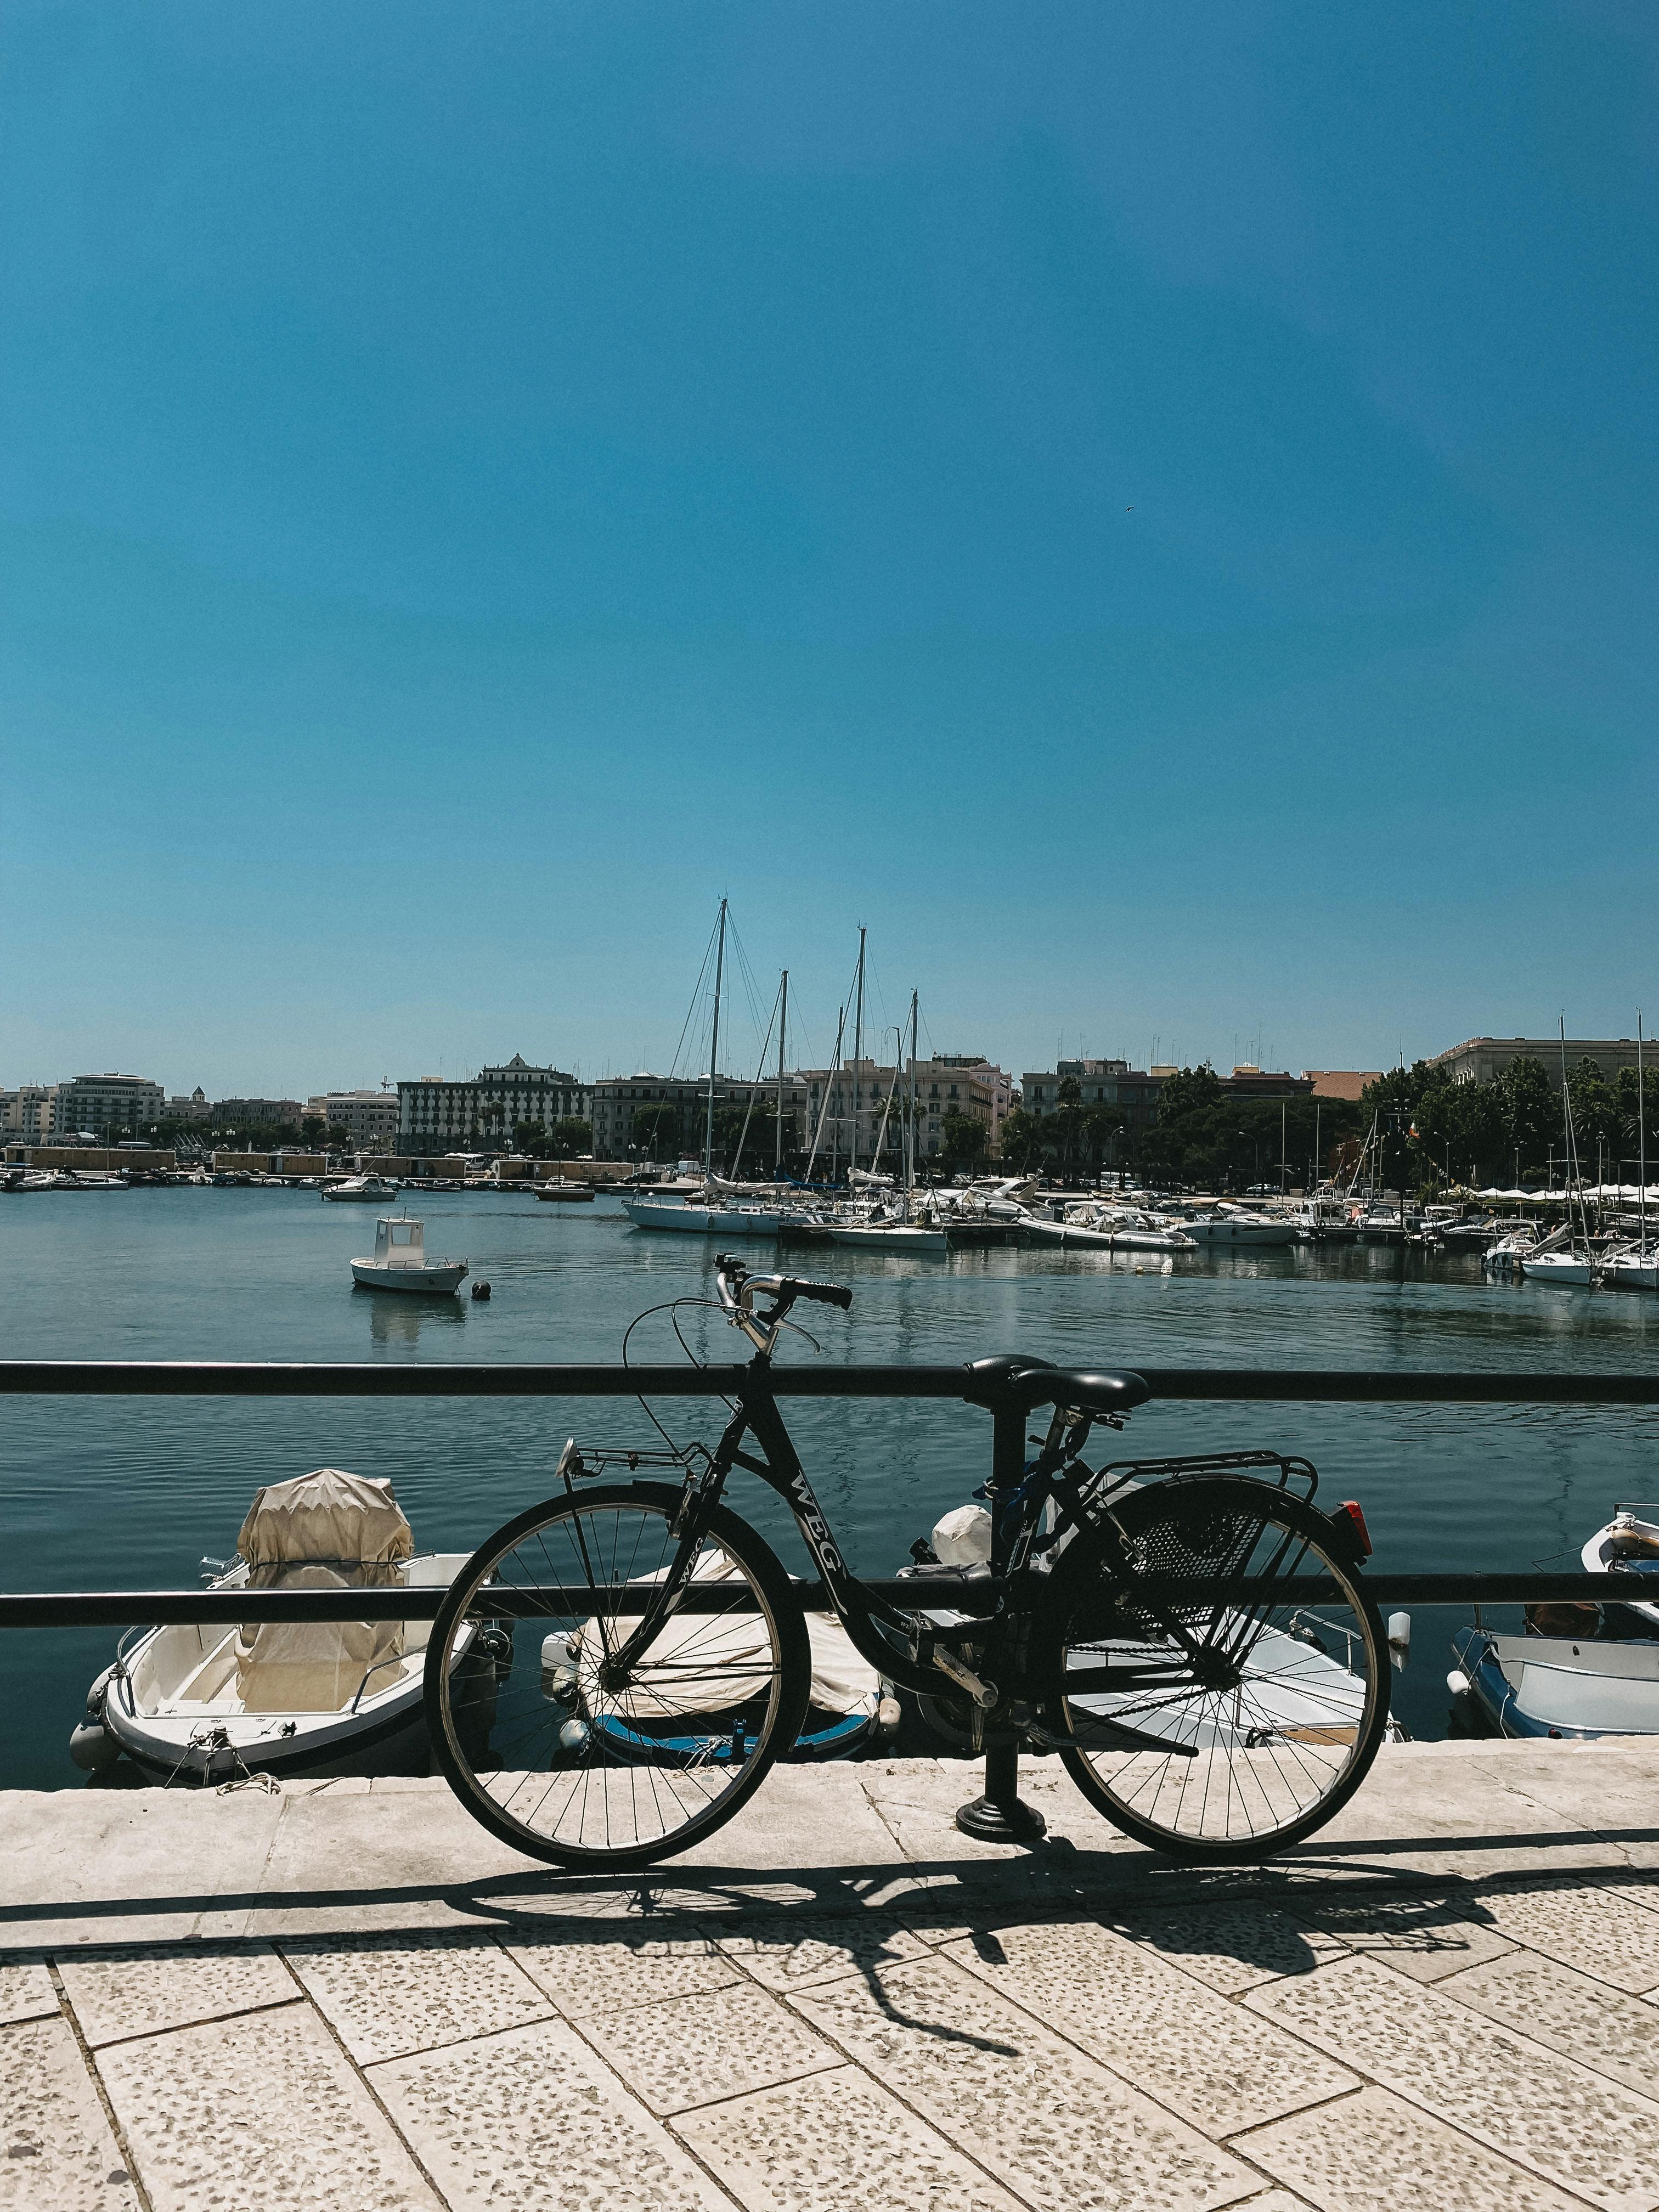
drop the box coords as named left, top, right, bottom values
left=4, top=1740, right=1659, bottom=2210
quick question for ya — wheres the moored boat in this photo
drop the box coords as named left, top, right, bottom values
left=76, top=1470, right=479, bottom=1783
left=323, top=1173, right=399, bottom=1203
left=350, top=1216, right=469, bottom=1294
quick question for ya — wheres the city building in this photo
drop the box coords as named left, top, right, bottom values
left=163, top=1088, right=212, bottom=1122
left=1302, top=1070, right=1381, bottom=1102
left=798, top=1055, right=1015, bottom=1165
left=213, top=1098, right=305, bottom=1128
left=591, top=1074, right=809, bottom=1164
left=1218, top=1065, right=1314, bottom=1101
left=397, top=1057, right=589, bottom=1152
left=306, top=1090, right=401, bottom=1146
left=1021, top=1060, right=1165, bottom=1158
left=1430, top=1037, right=1655, bottom=1090
left=52, top=1073, right=164, bottom=1139
left=0, top=1086, right=58, bottom=1143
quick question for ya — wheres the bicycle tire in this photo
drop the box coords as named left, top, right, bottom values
left=1035, top=1474, right=1389, bottom=1861
left=425, top=1482, right=812, bottom=1870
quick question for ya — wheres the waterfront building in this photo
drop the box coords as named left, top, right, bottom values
left=1431, top=1036, right=1655, bottom=1090
left=1303, top=1070, right=1382, bottom=1102
left=1219, top=1065, right=1315, bottom=1101
left=306, top=1090, right=401, bottom=1146
left=397, top=1057, right=589, bottom=1152
left=163, top=1088, right=212, bottom=1122
left=0, top=1085, right=58, bottom=1143
left=213, top=1097, right=305, bottom=1128
left=1022, top=1060, right=1165, bottom=1158
left=796, top=1054, right=1014, bottom=1164
left=53, top=1073, right=164, bottom=1140
left=591, top=1074, right=810, bottom=1163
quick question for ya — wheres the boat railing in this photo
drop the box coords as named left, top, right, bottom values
left=3, top=1359, right=1659, bottom=1623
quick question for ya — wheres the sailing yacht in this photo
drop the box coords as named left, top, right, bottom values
left=619, top=901, right=783, bottom=1239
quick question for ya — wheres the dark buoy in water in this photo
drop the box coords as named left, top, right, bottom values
left=471, top=1279, right=492, bottom=1300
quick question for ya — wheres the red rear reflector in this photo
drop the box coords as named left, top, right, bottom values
left=1335, top=1500, right=1373, bottom=1558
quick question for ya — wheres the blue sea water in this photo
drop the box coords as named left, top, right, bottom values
left=2, top=1186, right=1656, bottom=1782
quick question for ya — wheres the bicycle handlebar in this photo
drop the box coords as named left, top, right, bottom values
left=713, top=1254, right=854, bottom=1335
left=785, top=1278, right=854, bottom=1310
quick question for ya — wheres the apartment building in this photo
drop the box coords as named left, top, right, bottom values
left=0, top=1086, right=58, bottom=1143
left=398, top=1057, right=589, bottom=1150
left=591, top=1074, right=809, bottom=1163
left=307, top=1090, right=402, bottom=1146
left=53, top=1073, right=164, bottom=1139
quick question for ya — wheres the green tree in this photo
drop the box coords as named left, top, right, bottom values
left=548, top=1116, right=592, bottom=1159
left=1566, top=1057, right=1620, bottom=1175
left=997, top=1108, right=1046, bottom=1173
left=1497, top=1056, right=1556, bottom=1176
left=630, top=1103, right=681, bottom=1159
left=939, top=1109, right=987, bottom=1173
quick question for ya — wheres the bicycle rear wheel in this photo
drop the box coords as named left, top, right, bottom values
left=1037, top=1474, right=1388, bottom=1861
left=425, top=1482, right=811, bottom=1869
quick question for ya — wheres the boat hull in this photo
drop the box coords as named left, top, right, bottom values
left=620, top=1199, right=781, bottom=1235
left=1452, top=1626, right=1659, bottom=1739
left=350, top=1259, right=469, bottom=1294
left=827, top=1224, right=948, bottom=1251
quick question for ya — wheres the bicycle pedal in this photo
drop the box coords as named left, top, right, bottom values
left=931, top=1647, right=999, bottom=1710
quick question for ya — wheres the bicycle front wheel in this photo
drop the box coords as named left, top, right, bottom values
left=425, top=1482, right=811, bottom=1869
left=1038, top=1474, right=1389, bottom=1861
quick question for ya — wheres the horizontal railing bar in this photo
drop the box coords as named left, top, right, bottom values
left=2, top=1359, right=1659, bottom=1403
left=0, top=1573, right=1645, bottom=1628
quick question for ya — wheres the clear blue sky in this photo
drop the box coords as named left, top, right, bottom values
left=3, top=3, right=1656, bottom=1095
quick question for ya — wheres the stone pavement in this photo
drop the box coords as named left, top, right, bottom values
left=3, top=1740, right=1659, bottom=2210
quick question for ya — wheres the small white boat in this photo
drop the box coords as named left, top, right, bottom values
left=827, top=1219, right=949, bottom=1252
left=350, top=1216, right=469, bottom=1294
left=1031, top=1204, right=1196, bottom=1252
left=1181, top=1207, right=1299, bottom=1248
left=1448, top=1504, right=1659, bottom=1739
left=535, top=1182, right=595, bottom=1202
left=1600, top=1246, right=1659, bottom=1291
left=323, top=1174, right=399, bottom=1203
left=573, top=1550, right=890, bottom=1764
left=1521, top=1248, right=1599, bottom=1286
left=619, top=1196, right=782, bottom=1236
left=76, top=1471, right=481, bottom=1782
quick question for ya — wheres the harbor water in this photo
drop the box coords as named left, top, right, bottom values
left=3, top=1186, right=1657, bottom=1783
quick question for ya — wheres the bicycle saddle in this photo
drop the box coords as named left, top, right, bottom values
left=961, top=1355, right=1151, bottom=1417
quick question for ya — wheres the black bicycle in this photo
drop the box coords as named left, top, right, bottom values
left=424, top=1257, right=1389, bottom=1869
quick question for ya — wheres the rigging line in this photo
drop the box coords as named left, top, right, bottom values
left=724, top=912, right=774, bottom=1058
left=667, top=908, right=722, bottom=1085
left=729, top=976, right=783, bottom=1184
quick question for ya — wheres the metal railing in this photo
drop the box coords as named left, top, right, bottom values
left=0, top=1359, right=1654, bottom=1627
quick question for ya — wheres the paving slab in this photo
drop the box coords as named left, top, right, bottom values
left=57, top=1939, right=297, bottom=2047
left=1103, top=1900, right=1345, bottom=1994
left=1471, top=1875, right=1659, bottom=1991
left=1246, top=1953, right=1659, bottom=2211
left=674, top=2063, right=1026, bottom=2212
left=942, top=1915, right=1358, bottom=2135
left=710, top=1912, right=934, bottom=1990
left=576, top=1978, right=841, bottom=2113
left=95, top=2000, right=442, bottom=2211
left=793, top=1953, right=1261, bottom=2212
left=0, top=2014, right=141, bottom=2212
left=370, top=2012, right=735, bottom=2211
left=1438, top=1949, right=1659, bottom=2102
left=505, top=1924, right=743, bottom=2013
left=279, top=1928, right=554, bottom=2063
left=0, top=1953, right=57, bottom=2025
left=1293, top=1888, right=1517, bottom=1982
left=1235, top=2083, right=1588, bottom=2212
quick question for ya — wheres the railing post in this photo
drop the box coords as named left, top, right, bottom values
left=956, top=1393, right=1046, bottom=1846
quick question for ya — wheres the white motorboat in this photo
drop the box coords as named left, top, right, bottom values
left=1520, top=1247, right=1599, bottom=1287
left=620, top=1195, right=782, bottom=1237
left=76, top=1470, right=482, bottom=1783
left=1181, top=1207, right=1299, bottom=1247
left=1031, top=1204, right=1196, bottom=1252
left=1448, top=1505, right=1659, bottom=1740
left=350, top=1216, right=469, bottom=1294
left=323, top=1174, right=399, bottom=1203
left=827, top=1217, right=949, bottom=1252
left=573, top=1550, right=890, bottom=1765
left=535, top=1182, right=594, bottom=1202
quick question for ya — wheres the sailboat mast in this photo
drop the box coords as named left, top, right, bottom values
left=907, top=988, right=918, bottom=1197
left=704, top=898, right=726, bottom=1177
left=776, top=970, right=788, bottom=1177
left=850, top=925, right=866, bottom=1180
left=1640, top=1013, right=1646, bottom=1249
